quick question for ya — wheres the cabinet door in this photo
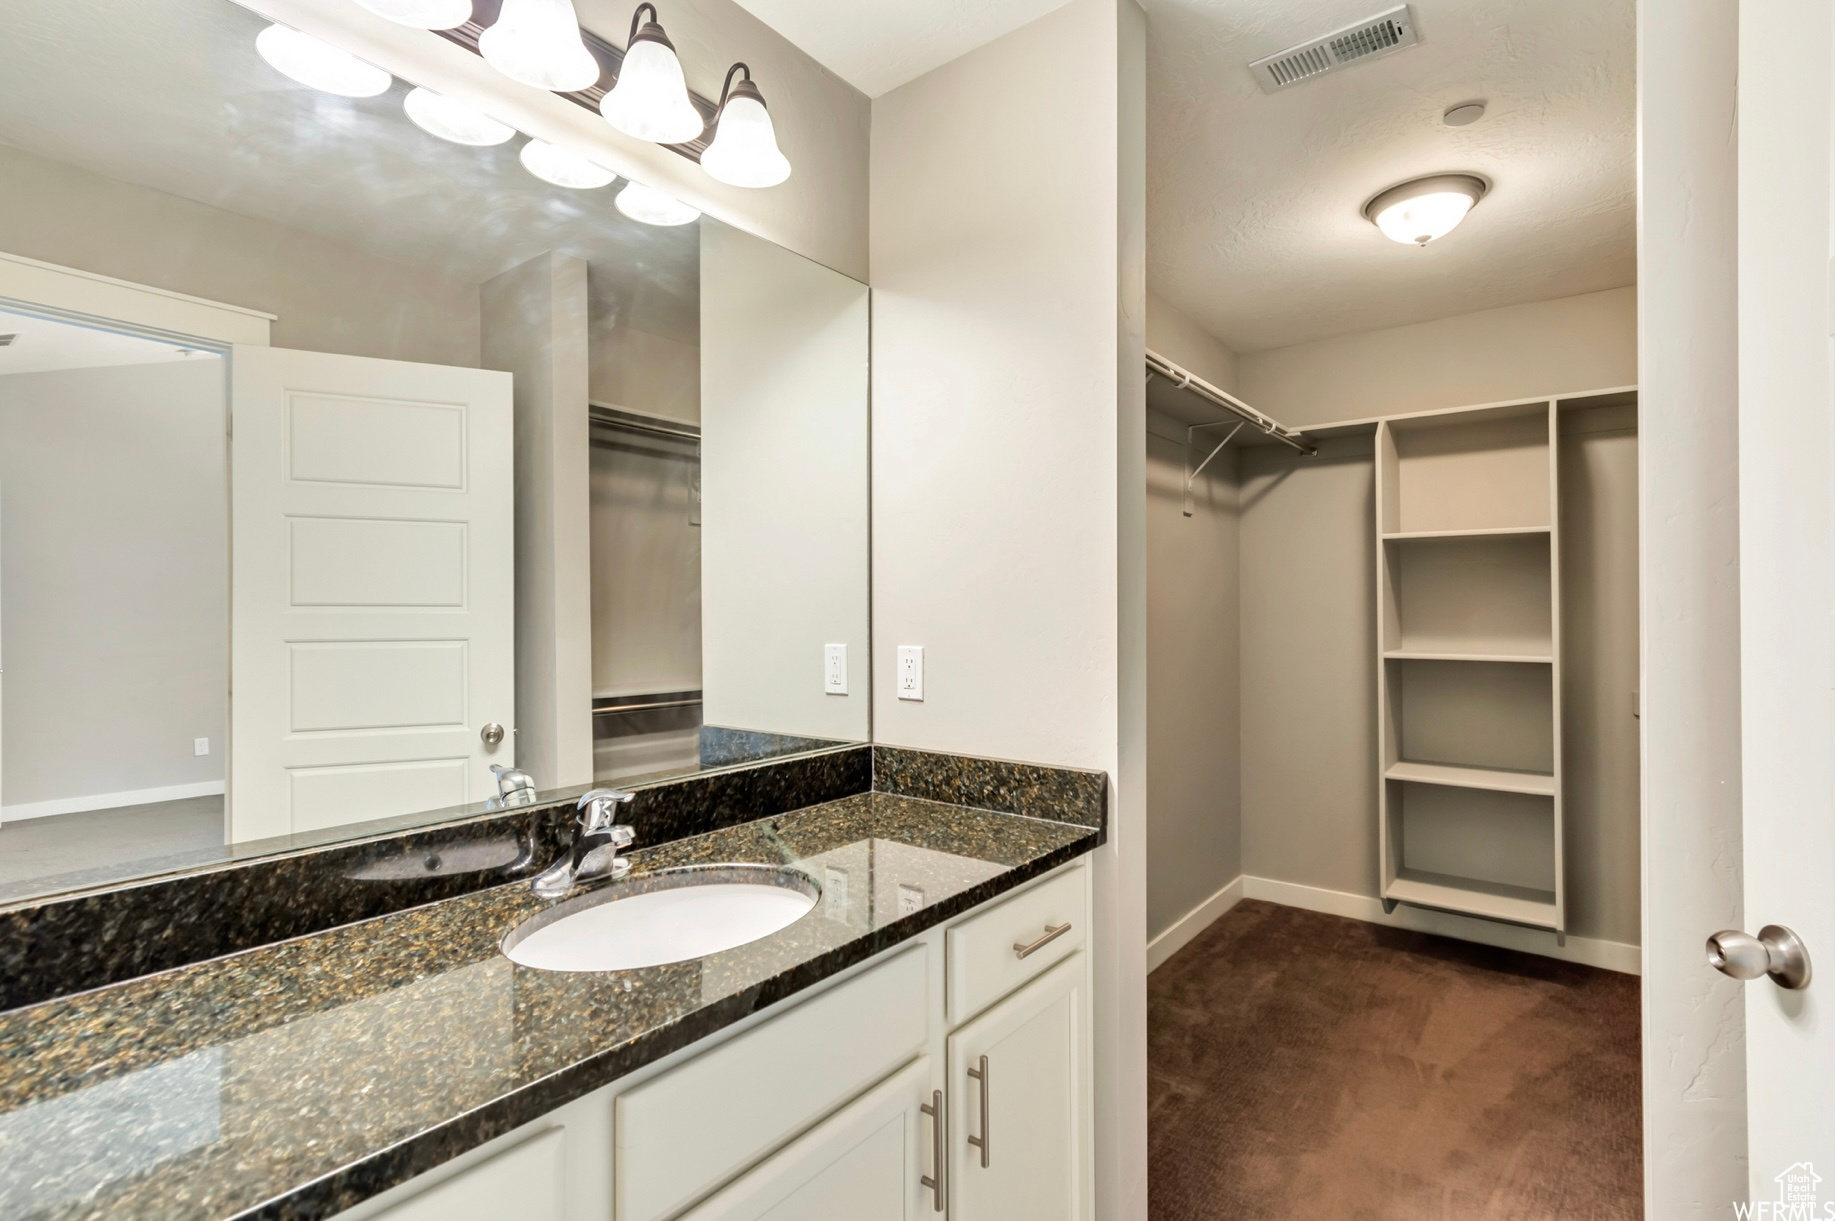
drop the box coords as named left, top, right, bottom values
left=681, top=1058, right=934, bottom=1221
left=948, top=954, right=1084, bottom=1221
left=366, top=1127, right=564, bottom=1221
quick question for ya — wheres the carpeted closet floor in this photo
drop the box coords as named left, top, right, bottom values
left=1148, top=900, right=1641, bottom=1220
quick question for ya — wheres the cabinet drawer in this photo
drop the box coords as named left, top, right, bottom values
left=946, top=863, right=1086, bottom=1026
left=615, top=945, right=929, bottom=1221
left=368, top=1128, right=564, bottom=1221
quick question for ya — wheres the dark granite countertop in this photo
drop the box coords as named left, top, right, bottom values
left=0, top=792, right=1098, bottom=1221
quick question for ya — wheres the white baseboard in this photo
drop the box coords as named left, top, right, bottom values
left=1240, top=875, right=1641, bottom=976
left=1148, top=875, right=1245, bottom=973
left=2, top=780, right=225, bottom=824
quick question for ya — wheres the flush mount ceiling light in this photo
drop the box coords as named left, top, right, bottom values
left=1363, top=173, right=1488, bottom=246
left=700, top=63, right=790, bottom=188
left=520, top=139, right=618, bottom=188
left=256, top=24, right=392, bottom=97
left=404, top=87, right=516, bottom=145
left=616, top=180, right=700, bottom=226
left=480, top=0, right=601, bottom=93
left=601, top=4, right=705, bottom=145
left=352, top=0, right=472, bottom=30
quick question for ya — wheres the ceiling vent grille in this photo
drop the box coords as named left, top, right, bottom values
left=1249, top=6, right=1419, bottom=93
left=0, top=335, right=16, bottom=347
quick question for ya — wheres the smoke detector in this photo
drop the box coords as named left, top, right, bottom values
left=1249, top=6, right=1420, bottom=93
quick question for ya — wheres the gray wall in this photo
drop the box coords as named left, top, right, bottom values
left=0, top=360, right=227, bottom=809
left=0, top=142, right=480, bottom=368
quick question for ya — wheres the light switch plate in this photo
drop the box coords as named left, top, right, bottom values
left=824, top=644, right=847, bottom=694
left=897, top=646, right=924, bottom=701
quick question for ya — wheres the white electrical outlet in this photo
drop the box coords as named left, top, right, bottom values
left=897, top=645, right=924, bottom=701
left=824, top=644, right=847, bottom=694
left=824, top=866, right=850, bottom=920
left=897, top=883, right=926, bottom=917
left=194, top=737, right=210, bottom=757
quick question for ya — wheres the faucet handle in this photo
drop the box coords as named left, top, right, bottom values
left=490, top=764, right=538, bottom=807
left=577, top=787, right=635, bottom=831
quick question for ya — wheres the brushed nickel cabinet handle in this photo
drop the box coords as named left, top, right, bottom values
left=1014, top=922, right=1071, bottom=959
left=967, top=1055, right=990, bottom=1167
left=920, top=1089, right=944, bottom=1210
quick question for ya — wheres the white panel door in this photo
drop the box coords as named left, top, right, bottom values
left=680, top=1058, right=932, bottom=1221
left=230, top=345, right=513, bottom=842
left=949, top=955, right=1084, bottom=1221
left=1733, top=0, right=1835, bottom=1200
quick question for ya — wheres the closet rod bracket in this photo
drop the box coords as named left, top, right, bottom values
left=1183, top=420, right=1243, bottom=517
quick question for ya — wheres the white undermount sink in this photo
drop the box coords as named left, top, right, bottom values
left=502, top=864, right=820, bottom=973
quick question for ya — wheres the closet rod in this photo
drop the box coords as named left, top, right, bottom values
left=588, top=402, right=701, bottom=442
left=1144, top=349, right=1316, bottom=456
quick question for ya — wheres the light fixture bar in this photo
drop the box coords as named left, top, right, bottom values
left=431, top=10, right=716, bottom=160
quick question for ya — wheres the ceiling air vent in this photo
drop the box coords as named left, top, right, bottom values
left=0, top=334, right=16, bottom=346
left=1249, top=5, right=1419, bottom=93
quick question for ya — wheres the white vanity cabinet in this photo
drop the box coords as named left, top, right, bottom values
left=335, top=858, right=1092, bottom=1221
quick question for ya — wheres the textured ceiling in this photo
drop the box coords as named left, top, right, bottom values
left=727, top=0, right=1072, bottom=96
left=1146, top=0, right=1635, bottom=352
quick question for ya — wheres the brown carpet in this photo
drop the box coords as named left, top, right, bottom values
left=1149, top=901, right=1642, bottom=1220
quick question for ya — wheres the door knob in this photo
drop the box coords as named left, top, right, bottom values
left=1707, top=925, right=1812, bottom=989
left=480, top=722, right=505, bottom=748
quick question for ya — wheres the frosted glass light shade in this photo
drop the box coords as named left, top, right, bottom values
left=616, top=181, right=700, bottom=226
left=404, top=88, right=516, bottom=146
left=1364, top=174, right=1487, bottom=246
left=479, top=0, right=600, bottom=92
left=255, top=25, right=392, bottom=98
left=601, top=36, right=703, bottom=144
left=520, top=140, right=617, bottom=188
left=353, top=0, right=472, bottom=30
left=701, top=92, right=789, bottom=188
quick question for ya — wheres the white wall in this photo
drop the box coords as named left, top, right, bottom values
left=1238, top=286, right=1637, bottom=426
left=0, top=143, right=479, bottom=368
left=699, top=222, right=870, bottom=741
left=0, top=360, right=226, bottom=811
left=1146, top=291, right=1237, bottom=392
left=870, top=1, right=1146, bottom=1214
left=1637, top=2, right=1747, bottom=1211
left=482, top=252, right=595, bottom=791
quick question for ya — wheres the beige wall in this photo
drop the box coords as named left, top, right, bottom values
left=1146, top=292, right=1237, bottom=392
left=0, top=360, right=227, bottom=810
left=1238, top=286, right=1637, bottom=426
left=700, top=222, right=870, bottom=742
left=0, top=143, right=480, bottom=368
left=1145, top=415, right=1239, bottom=940
left=870, top=2, right=1147, bottom=1214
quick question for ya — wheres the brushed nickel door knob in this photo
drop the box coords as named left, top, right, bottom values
left=1707, top=925, right=1812, bottom=990
left=480, top=722, right=505, bottom=748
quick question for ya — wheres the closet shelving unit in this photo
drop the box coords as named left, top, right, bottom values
left=1375, top=396, right=1566, bottom=937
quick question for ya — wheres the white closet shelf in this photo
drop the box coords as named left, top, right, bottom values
left=1383, top=650, right=1554, bottom=664
left=1385, top=872, right=1559, bottom=929
left=1381, top=526, right=1551, bottom=541
left=1385, top=760, right=1556, bottom=797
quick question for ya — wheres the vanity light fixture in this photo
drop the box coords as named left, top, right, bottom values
left=600, top=5, right=705, bottom=145
left=404, top=87, right=517, bottom=145
left=479, top=0, right=602, bottom=93
left=1363, top=173, right=1487, bottom=246
left=520, top=139, right=618, bottom=188
left=616, top=180, right=700, bottom=226
left=255, top=24, right=392, bottom=97
left=700, top=63, right=790, bottom=188
left=352, top=0, right=472, bottom=30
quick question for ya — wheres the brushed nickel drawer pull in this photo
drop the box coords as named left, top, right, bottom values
left=1014, top=922, right=1072, bottom=959
left=967, top=1055, right=990, bottom=1167
left=920, top=1089, right=944, bottom=1210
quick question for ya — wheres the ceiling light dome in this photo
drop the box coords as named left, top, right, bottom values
left=700, top=63, right=790, bottom=188
left=404, top=87, right=516, bottom=145
left=601, top=4, right=705, bottom=145
left=255, top=24, right=392, bottom=98
left=520, top=139, right=618, bottom=188
left=1364, top=174, right=1488, bottom=246
left=616, top=180, right=700, bottom=226
left=479, top=0, right=601, bottom=93
left=353, top=0, right=472, bottom=30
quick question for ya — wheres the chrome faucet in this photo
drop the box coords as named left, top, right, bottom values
left=530, top=788, right=636, bottom=899
left=490, top=764, right=538, bottom=808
